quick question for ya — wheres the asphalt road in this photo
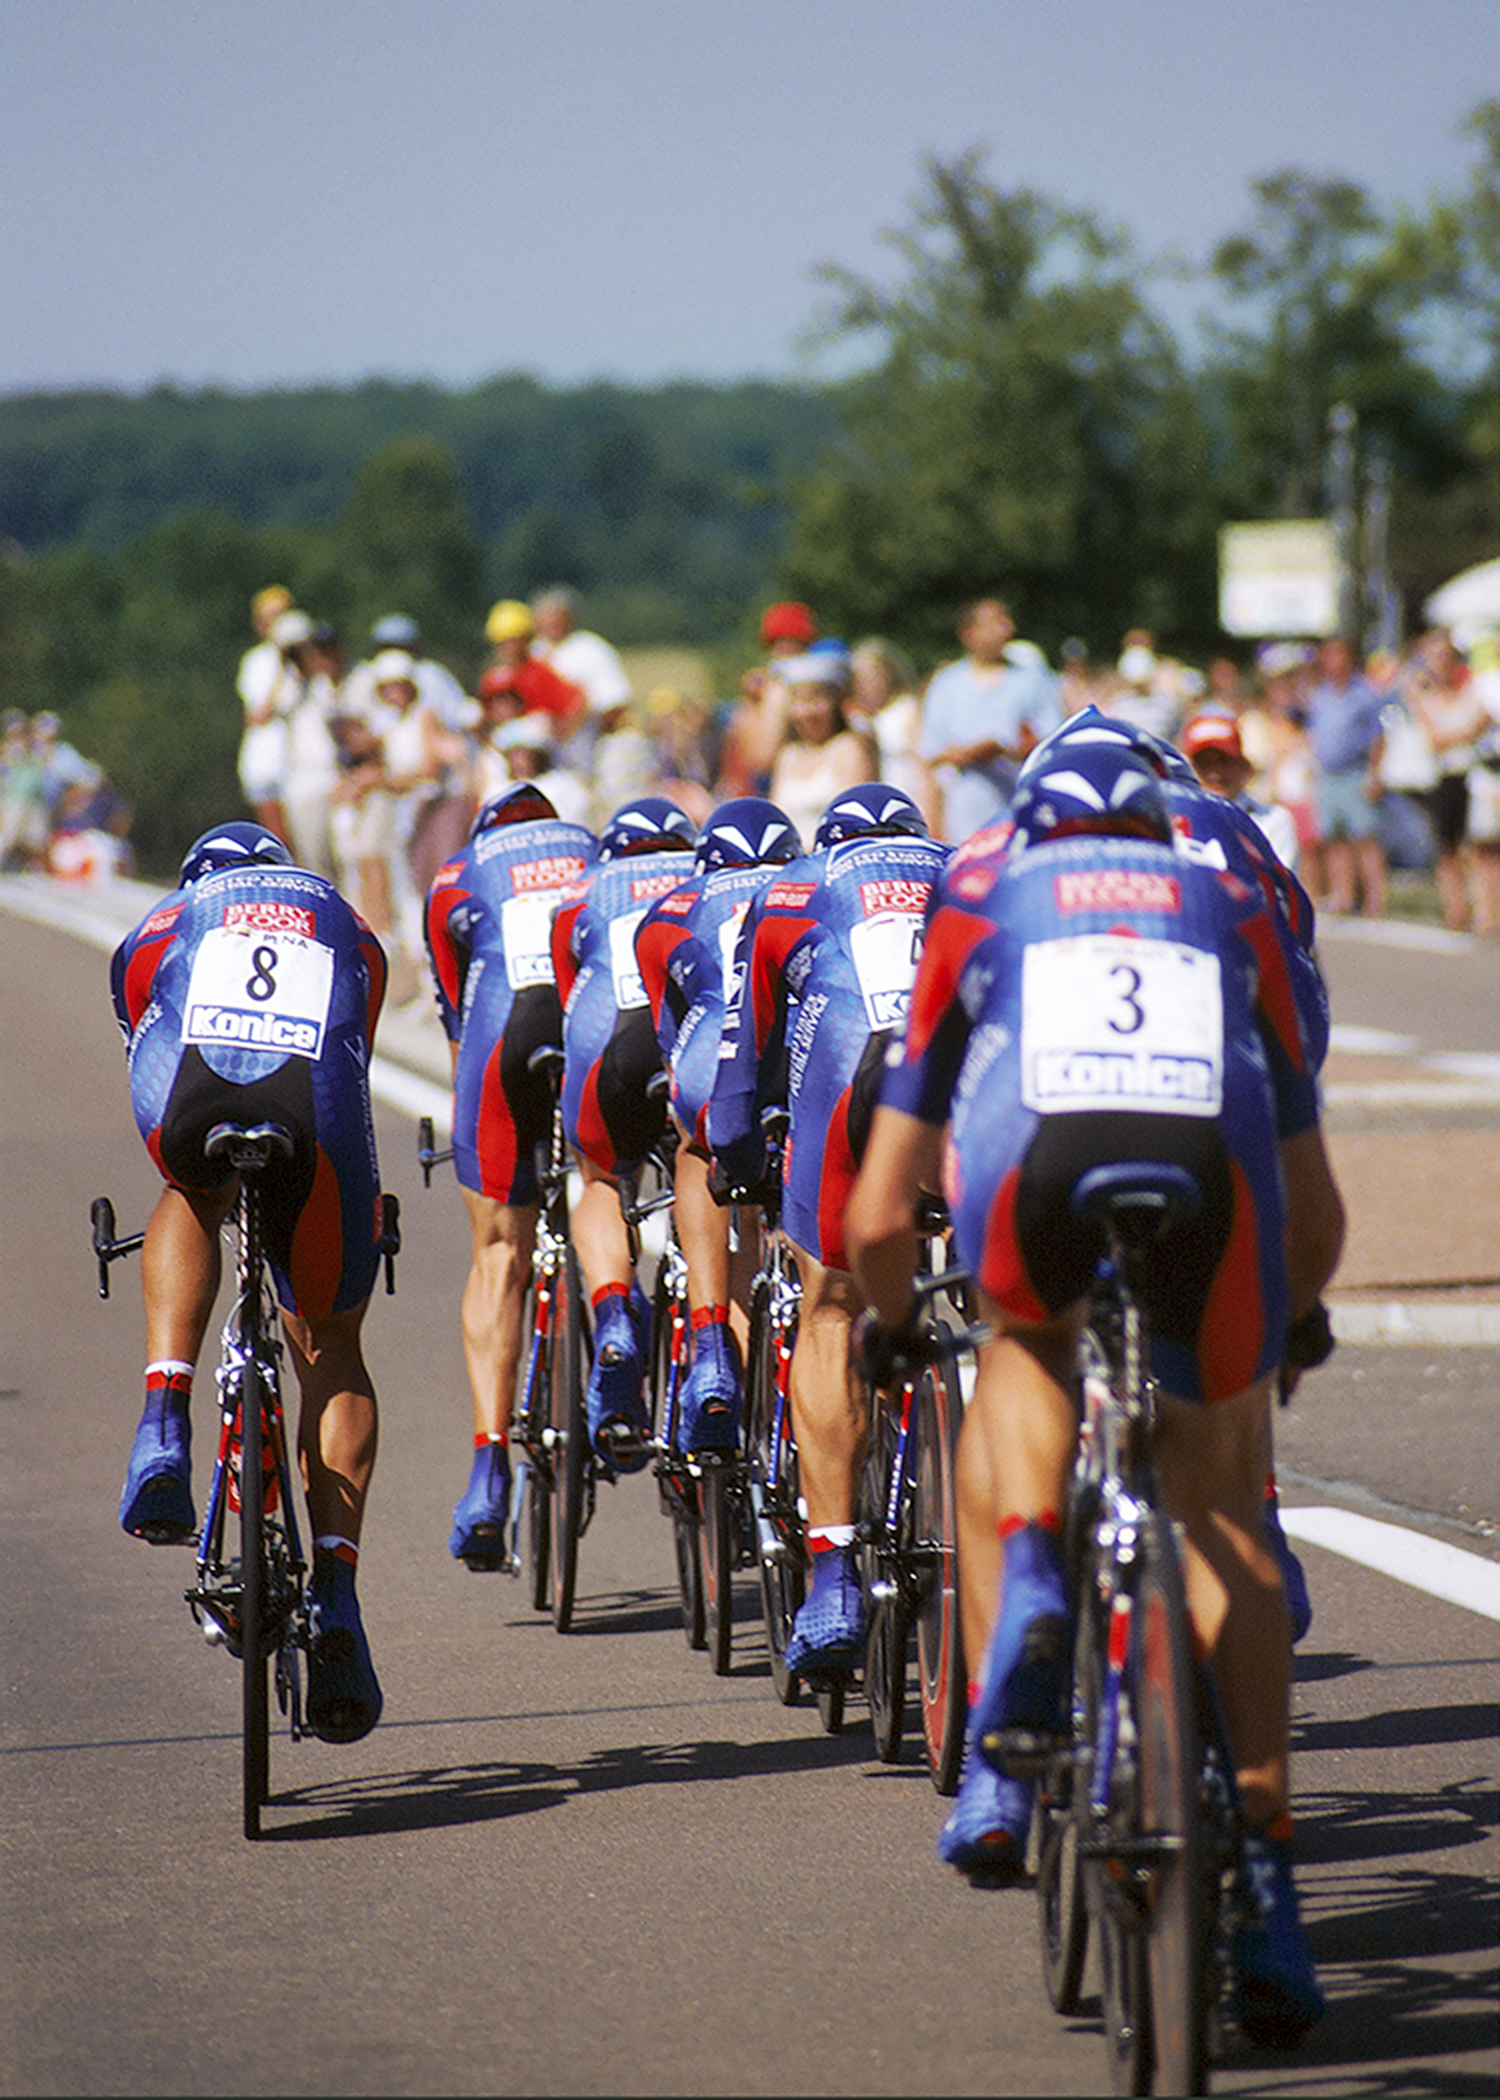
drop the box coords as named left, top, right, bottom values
left=1, top=882, right=1496, bottom=2098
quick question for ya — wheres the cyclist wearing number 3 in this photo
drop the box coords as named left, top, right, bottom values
left=112, top=820, right=389, bottom=1744
left=847, top=746, right=1345, bottom=2050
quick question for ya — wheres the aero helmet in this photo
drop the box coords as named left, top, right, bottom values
left=470, top=782, right=558, bottom=836
left=1020, top=704, right=1196, bottom=787
left=598, top=796, right=697, bottom=861
left=813, top=783, right=928, bottom=850
left=1008, top=746, right=1173, bottom=854
left=693, top=798, right=803, bottom=873
left=179, top=821, right=294, bottom=888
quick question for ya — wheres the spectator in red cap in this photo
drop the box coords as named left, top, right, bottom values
left=720, top=602, right=824, bottom=796
left=1181, top=709, right=1300, bottom=870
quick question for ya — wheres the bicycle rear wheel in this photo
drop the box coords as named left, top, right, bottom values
left=699, top=1461, right=736, bottom=1676
left=519, top=1278, right=553, bottom=1612
left=653, top=1269, right=704, bottom=1650
left=859, top=1393, right=909, bottom=1763
left=549, top=1245, right=588, bottom=1633
left=1133, top=1511, right=1208, bottom=2096
left=745, top=1279, right=801, bottom=1706
left=239, top=1360, right=269, bottom=1843
left=912, top=1334, right=967, bottom=1794
left=1037, top=1594, right=1096, bottom=2016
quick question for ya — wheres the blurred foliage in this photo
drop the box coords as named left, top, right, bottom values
left=2, top=110, right=1496, bottom=879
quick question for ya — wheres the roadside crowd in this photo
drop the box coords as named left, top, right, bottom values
left=0, top=706, right=134, bottom=881
left=233, top=584, right=1500, bottom=983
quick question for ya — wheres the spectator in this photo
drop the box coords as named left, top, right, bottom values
left=646, top=685, right=720, bottom=826
left=587, top=691, right=658, bottom=831
left=718, top=601, right=820, bottom=796
left=1403, top=628, right=1493, bottom=932
left=235, top=587, right=299, bottom=845
left=487, top=713, right=592, bottom=830
left=769, top=647, right=880, bottom=847
left=1056, top=637, right=1100, bottom=718
left=1305, top=635, right=1387, bottom=917
left=530, top=584, right=632, bottom=776
left=1252, top=648, right=1320, bottom=876
left=282, top=620, right=343, bottom=881
left=341, top=614, right=471, bottom=738
left=1107, top=628, right=1187, bottom=743
left=848, top=636, right=941, bottom=833
left=47, top=766, right=134, bottom=882
left=0, top=712, right=51, bottom=871
left=917, top=596, right=1061, bottom=843
left=1180, top=709, right=1300, bottom=870
left=481, top=601, right=588, bottom=744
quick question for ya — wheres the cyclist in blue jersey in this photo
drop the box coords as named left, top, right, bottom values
left=708, top=785, right=949, bottom=1683
left=847, top=747, right=1344, bottom=2050
left=111, top=821, right=390, bottom=1743
left=550, top=797, right=699, bottom=1470
left=424, top=785, right=600, bottom=1565
left=634, top=797, right=803, bottom=1452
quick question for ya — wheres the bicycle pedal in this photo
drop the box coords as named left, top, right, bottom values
left=981, top=1724, right=1062, bottom=1777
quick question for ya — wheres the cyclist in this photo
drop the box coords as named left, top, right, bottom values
left=111, top=821, right=391, bottom=1744
left=707, top=785, right=949, bottom=1683
left=633, top=797, right=803, bottom=1452
left=846, top=744, right=1343, bottom=2049
left=1017, top=704, right=1330, bottom=1635
left=423, top=784, right=599, bottom=1565
left=549, top=796, right=699, bottom=1470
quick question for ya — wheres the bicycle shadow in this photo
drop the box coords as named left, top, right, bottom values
left=261, top=1723, right=873, bottom=1841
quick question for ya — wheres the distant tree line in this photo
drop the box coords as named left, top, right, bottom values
left=1, top=108, right=1494, bottom=878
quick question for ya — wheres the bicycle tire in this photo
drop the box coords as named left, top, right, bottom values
left=519, top=1277, right=552, bottom=1612
left=859, top=1394, right=909, bottom=1763
left=745, top=1278, right=801, bottom=1706
left=653, top=1268, right=704, bottom=1650
left=699, top=1461, right=735, bottom=1676
left=549, top=1245, right=588, bottom=1634
left=1037, top=1593, right=1096, bottom=2016
left=1133, top=1511, right=1208, bottom=2097
left=240, top=1357, right=269, bottom=1842
left=912, top=1333, right=967, bottom=1794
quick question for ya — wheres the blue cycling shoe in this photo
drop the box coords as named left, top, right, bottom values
left=1232, top=1825, right=1325, bottom=2049
left=938, top=1749, right=1035, bottom=1887
left=974, top=1524, right=1071, bottom=1774
left=676, top=1322, right=742, bottom=1454
left=1264, top=1489, right=1313, bottom=1644
left=785, top=1542, right=865, bottom=1681
left=587, top=1297, right=651, bottom=1474
left=449, top=1442, right=513, bottom=1568
left=119, top=1391, right=195, bottom=1544
left=306, top=1561, right=383, bottom=1744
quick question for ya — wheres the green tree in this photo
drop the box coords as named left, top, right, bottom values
left=333, top=436, right=486, bottom=670
left=778, top=152, right=1215, bottom=666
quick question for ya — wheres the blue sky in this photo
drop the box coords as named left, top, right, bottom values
left=3, top=0, right=1491, bottom=396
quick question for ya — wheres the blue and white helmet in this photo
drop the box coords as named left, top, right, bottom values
left=813, top=784, right=928, bottom=849
left=1020, top=703, right=1196, bottom=787
left=693, top=798, right=802, bottom=873
left=1008, top=745, right=1173, bottom=854
left=179, top=821, right=294, bottom=887
left=598, top=796, right=698, bottom=861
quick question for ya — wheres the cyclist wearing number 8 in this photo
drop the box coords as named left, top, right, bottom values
left=847, top=746, right=1345, bottom=2049
left=111, top=821, right=391, bottom=1743
left=423, top=785, right=600, bottom=1563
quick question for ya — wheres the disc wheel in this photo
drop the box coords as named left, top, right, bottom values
left=239, top=1362, right=269, bottom=1843
left=518, top=1277, right=552, bottom=1612
left=912, top=1331, right=967, bottom=1794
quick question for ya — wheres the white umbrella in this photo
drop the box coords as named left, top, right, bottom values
left=1424, top=556, right=1500, bottom=640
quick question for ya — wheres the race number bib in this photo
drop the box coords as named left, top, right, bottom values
left=184, top=926, right=335, bottom=1059
left=1020, top=936, right=1223, bottom=1116
left=500, top=893, right=558, bottom=990
left=609, top=911, right=649, bottom=1010
left=849, top=912, right=923, bottom=1032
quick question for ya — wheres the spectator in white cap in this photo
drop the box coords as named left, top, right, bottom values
left=490, top=712, right=592, bottom=829
left=235, top=592, right=303, bottom=844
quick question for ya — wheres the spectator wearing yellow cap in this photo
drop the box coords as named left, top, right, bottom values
left=481, top=599, right=588, bottom=738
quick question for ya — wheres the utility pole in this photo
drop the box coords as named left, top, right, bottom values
left=1326, top=401, right=1359, bottom=644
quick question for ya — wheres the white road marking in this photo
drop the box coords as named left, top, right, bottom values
left=1279, top=1506, right=1500, bottom=1620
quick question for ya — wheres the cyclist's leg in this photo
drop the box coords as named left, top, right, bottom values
left=121, top=1180, right=238, bottom=1540
left=673, top=1143, right=743, bottom=1452
left=451, top=1188, right=538, bottom=1559
left=782, top=1243, right=867, bottom=1676
left=571, top=1157, right=650, bottom=1461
